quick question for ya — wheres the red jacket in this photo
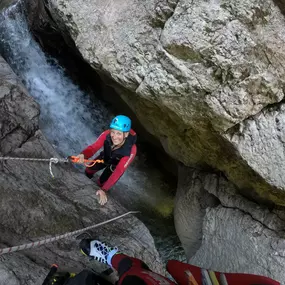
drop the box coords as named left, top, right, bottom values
left=81, top=129, right=137, bottom=191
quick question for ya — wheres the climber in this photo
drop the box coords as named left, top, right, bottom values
left=78, top=239, right=280, bottom=285
left=75, top=115, right=137, bottom=206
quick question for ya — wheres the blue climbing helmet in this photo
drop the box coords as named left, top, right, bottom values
left=110, top=115, right=131, bottom=132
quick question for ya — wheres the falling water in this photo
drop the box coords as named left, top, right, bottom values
left=0, top=3, right=112, bottom=155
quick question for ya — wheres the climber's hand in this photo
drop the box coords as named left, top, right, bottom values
left=96, top=189, right=108, bottom=205
left=75, top=154, right=85, bottom=164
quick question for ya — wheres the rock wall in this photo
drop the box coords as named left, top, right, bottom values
left=175, top=165, right=285, bottom=283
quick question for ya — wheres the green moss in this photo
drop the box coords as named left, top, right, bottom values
left=154, top=197, right=174, bottom=218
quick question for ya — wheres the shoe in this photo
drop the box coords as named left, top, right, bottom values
left=80, top=239, right=118, bottom=265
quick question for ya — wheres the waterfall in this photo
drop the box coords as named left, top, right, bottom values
left=0, top=2, right=111, bottom=156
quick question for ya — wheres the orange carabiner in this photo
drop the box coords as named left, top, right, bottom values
left=69, top=156, right=104, bottom=167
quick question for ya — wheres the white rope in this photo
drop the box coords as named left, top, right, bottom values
left=0, top=211, right=139, bottom=255
left=49, top=158, right=60, bottom=178
left=0, top=156, right=69, bottom=178
left=0, top=156, right=68, bottom=163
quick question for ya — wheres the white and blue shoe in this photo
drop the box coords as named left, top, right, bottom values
left=80, top=239, right=118, bottom=266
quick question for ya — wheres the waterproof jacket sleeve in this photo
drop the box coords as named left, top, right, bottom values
left=101, top=144, right=137, bottom=191
left=81, top=130, right=110, bottom=159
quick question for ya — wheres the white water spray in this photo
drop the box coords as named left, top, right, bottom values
left=0, top=3, right=111, bottom=156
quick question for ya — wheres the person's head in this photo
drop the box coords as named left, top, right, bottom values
left=109, top=115, right=131, bottom=146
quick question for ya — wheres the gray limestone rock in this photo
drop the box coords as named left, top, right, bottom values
left=175, top=165, right=285, bottom=284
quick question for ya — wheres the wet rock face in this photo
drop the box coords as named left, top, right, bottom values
left=0, top=56, right=39, bottom=154
left=175, top=165, right=285, bottom=284
left=0, top=55, right=164, bottom=283
left=31, top=0, right=285, bottom=204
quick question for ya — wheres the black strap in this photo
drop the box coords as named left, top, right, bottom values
left=42, top=265, right=58, bottom=285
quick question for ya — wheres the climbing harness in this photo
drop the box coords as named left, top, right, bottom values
left=0, top=211, right=139, bottom=255
left=0, top=156, right=104, bottom=178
